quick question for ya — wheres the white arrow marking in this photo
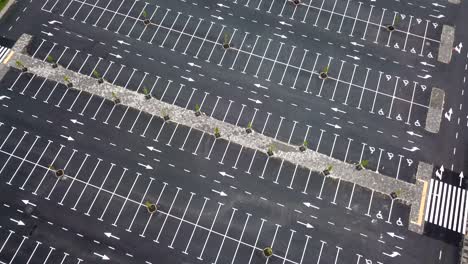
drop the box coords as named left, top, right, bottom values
left=326, top=123, right=342, bottom=129
left=460, top=172, right=464, bottom=187
left=350, top=41, right=364, bottom=47
left=331, top=107, right=346, bottom=114
left=70, top=119, right=84, bottom=125
left=416, top=74, right=432, bottom=79
left=383, top=251, right=401, bottom=258
left=117, top=40, right=130, bottom=45
left=444, top=108, right=453, bottom=121
left=60, top=135, right=74, bottom=141
left=187, top=62, right=201, bottom=68
left=0, top=95, right=11, bottom=100
left=254, top=83, right=268, bottom=90
left=248, top=98, right=262, bottom=104
left=303, top=202, right=320, bottom=209
left=93, top=252, right=110, bottom=261
left=109, top=53, right=122, bottom=59
left=406, top=131, right=422, bottom=138
left=387, top=232, right=405, bottom=240
left=436, top=165, right=444, bottom=180
left=104, top=232, right=120, bottom=240
left=212, top=189, right=227, bottom=196
left=146, top=146, right=162, bottom=153
left=346, top=55, right=360, bottom=60
left=420, top=61, right=435, bottom=67
left=41, top=31, right=54, bottom=37
left=273, top=33, right=287, bottom=39
left=22, top=200, right=37, bottom=207
left=432, top=2, right=446, bottom=7
left=137, top=163, right=153, bottom=170
left=297, top=221, right=314, bottom=229
left=279, top=21, right=292, bottom=26
left=454, top=42, right=463, bottom=54
left=10, top=218, right=25, bottom=226
left=402, top=146, right=420, bottom=152
left=429, top=14, right=445, bottom=19
left=210, top=15, right=224, bottom=20
left=219, top=171, right=234, bottom=178
left=48, top=20, right=62, bottom=25
left=217, top=3, right=230, bottom=8
left=181, top=76, right=195, bottom=82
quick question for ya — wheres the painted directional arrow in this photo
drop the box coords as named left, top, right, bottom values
left=279, top=21, right=292, bottom=26
left=432, top=2, right=446, bottom=7
left=248, top=98, right=262, bottom=104
left=387, top=232, right=405, bottom=240
left=212, top=189, right=227, bottom=196
left=326, top=123, right=342, bottom=129
left=109, top=53, right=122, bottom=59
left=420, top=61, right=435, bottom=67
left=210, top=15, right=224, bottom=20
left=406, top=131, right=422, bottom=137
left=444, top=108, right=453, bottom=121
left=216, top=3, right=230, bottom=8
left=10, top=218, right=25, bottom=226
left=187, top=62, right=201, bottom=68
left=146, top=146, right=162, bottom=153
left=104, top=232, right=120, bottom=240
left=346, top=55, right=360, bottom=60
left=350, top=41, right=364, bottom=47
left=254, top=83, right=268, bottom=89
left=22, top=200, right=37, bottom=207
left=70, top=119, right=84, bottom=125
left=219, top=171, right=234, bottom=178
left=402, top=146, right=420, bottom=152
left=0, top=95, right=11, bottom=100
left=181, top=76, right=195, bottom=82
left=429, top=14, right=445, bottom=19
left=41, top=31, right=54, bottom=37
left=273, top=33, right=287, bottom=39
left=436, top=165, right=444, bottom=180
left=93, top=252, right=110, bottom=261
left=48, top=20, right=62, bottom=25
left=382, top=251, right=401, bottom=258
left=416, top=74, right=432, bottom=79
left=331, top=107, right=346, bottom=114
left=303, top=202, right=320, bottom=209
left=137, top=163, right=153, bottom=170
left=460, top=172, right=464, bottom=187
left=297, top=221, right=314, bottom=229
left=117, top=40, right=130, bottom=45
left=60, top=135, right=74, bottom=141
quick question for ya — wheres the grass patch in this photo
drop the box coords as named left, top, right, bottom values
left=0, top=0, right=10, bottom=12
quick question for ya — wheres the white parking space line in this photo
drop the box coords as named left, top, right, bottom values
left=127, top=177, right=155, bottom=232
left=212, top=208, right=238, bottom=264
left=168, top=192, right=195, bottom=248
left=112, top=172, right=141, bottom=226
left=197, top=202, right=223, bottom=260
left=182, top=197, right=210, bottom=254
left=154, top=187, right=181, bottom=243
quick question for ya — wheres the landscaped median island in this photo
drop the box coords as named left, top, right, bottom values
left=8, top=33, right=430, bottom=233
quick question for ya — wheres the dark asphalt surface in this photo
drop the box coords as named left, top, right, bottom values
left=0, top=69, right=460, bottom=263
left=0, top=0, right=467, bottom=263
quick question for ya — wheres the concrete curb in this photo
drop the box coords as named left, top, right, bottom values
left=9, top=34, right=428, bottom=230
left=448, top=0, right=461, bottom=4
left=409, top=162, right=432, bottom=234
left=438, top=25, right=455, bottom=64
left=0, top=0, right=15, bottom=20
left=425, top=87, right=445, bottom=133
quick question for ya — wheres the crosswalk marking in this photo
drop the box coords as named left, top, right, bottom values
left=0, top=45, right=12, bottom=64
left=425, top=179, right=468, bottom=233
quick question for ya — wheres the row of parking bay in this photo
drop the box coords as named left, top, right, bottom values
left=1, top=68, right=412, bottom=232
left=23, top=38, right=419, bottom=182
left=42, top=0, right=433, bottom=129
left=224, top=0, right=442, bottom=58
left=0, top=123, right=395, bottom=264
left=0, top=227, right=83, bottom=264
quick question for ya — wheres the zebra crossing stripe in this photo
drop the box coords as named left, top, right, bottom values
left=425, top=179, right=468, bottom=234
left=0, top=45, right=13, bottom=64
